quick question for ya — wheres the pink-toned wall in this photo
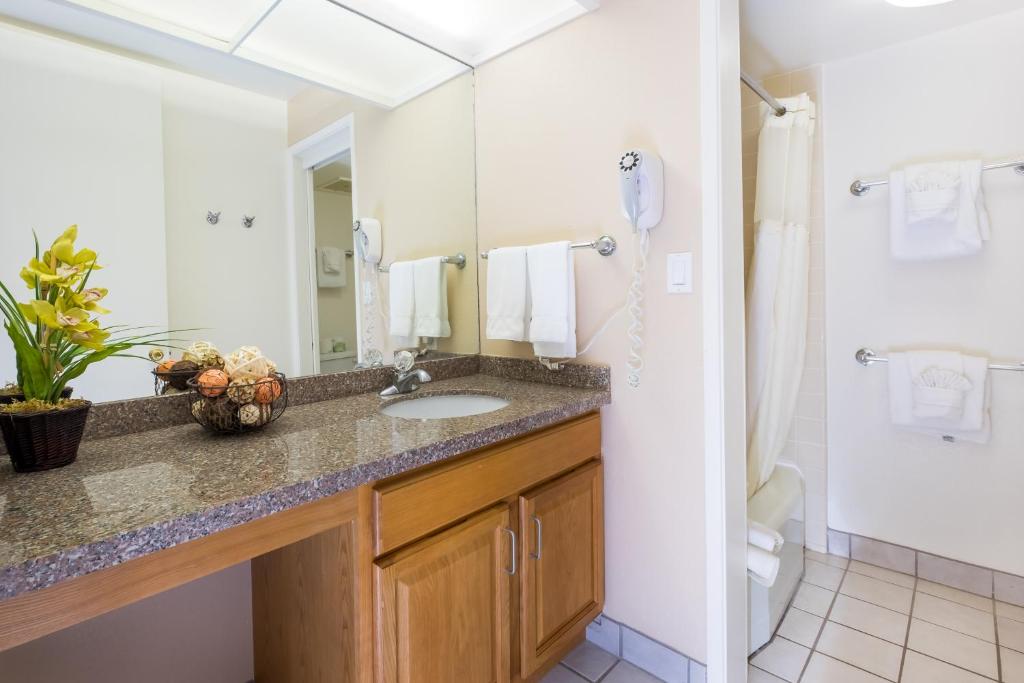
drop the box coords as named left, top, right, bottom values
left=474, top=0, right=706, bottom=657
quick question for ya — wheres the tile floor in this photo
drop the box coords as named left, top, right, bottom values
left=542, top=640, right=665, bottom=682
left=750, top=548, right=1024, bottom=682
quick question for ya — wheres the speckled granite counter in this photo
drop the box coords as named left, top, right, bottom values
left=0, top=373, right=609, bottom=601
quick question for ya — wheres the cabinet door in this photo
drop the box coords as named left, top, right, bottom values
left=519, top=462, right=604, bottom=677
left=375, top=505, right=513, bottom=683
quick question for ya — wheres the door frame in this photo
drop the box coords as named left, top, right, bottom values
left=285, top=114, right=359, bottom=376
left=700, top=0, right=749, bottom=680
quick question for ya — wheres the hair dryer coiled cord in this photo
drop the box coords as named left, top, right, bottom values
left=626, top=228, right=650, bottom=388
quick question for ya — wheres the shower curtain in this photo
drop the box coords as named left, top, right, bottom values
left=746, top=93, right=816, bottom=498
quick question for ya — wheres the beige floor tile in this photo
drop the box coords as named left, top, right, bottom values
left=601, top=661, right=661, bottom=683
left=801, top=652, right=888, bottom=683
left=913, top=593, right=995, bottom=642
left=805, top=558, right=845, bottom=591
left=900, top=650, right=993, bottom=683
left=541, top=664, right=589, bottom=683
left=807, top=549, right=849, bottom=569
left=847, top=560, right=916, bottom=589
left=917, top=580, right=993, bottom=613
left=749, top=638, right=810, bottom=682
left=815, top=621, right=902, bottom=681
left=777, top=607, right=823, bottom=648
left=999, top=601, right=1024, bottom=623
left=1003, top=647, right=1024, bottom=683
left=828, top=594, right=908, bottom=645
left=561, top=641, right=618, bottom=681
left=748, top=665, right=788, bottom=683
left=793, top=581, right=836, bottom=617
left=999, top=615, right=1024, bottom=653
left=907, top=619, right=998, bottom=679
left=840, top=572, right=913, bottom=614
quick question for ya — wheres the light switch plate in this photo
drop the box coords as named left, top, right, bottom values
left=667, top=252, right=693, bottom=294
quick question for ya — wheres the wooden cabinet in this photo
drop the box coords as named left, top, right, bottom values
left=374, top=506, right=513, bottom=683
left=518, top=462, right=604, bottom=678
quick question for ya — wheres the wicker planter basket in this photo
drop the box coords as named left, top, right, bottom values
left=0, top=401, right=92, bottom=472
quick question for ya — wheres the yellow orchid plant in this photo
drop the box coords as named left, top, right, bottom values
left=0, top=226, right=173, bottom=404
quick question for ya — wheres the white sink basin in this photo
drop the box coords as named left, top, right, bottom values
left=380, top=394, right=510, bottom=419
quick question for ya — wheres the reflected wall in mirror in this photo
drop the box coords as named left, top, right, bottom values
left=0, top=6, right=479, bottom=403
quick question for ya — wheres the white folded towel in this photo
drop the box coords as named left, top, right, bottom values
left=388, top=260, right=417, bottom=348
left=412, top=257, right=451, bottom=339
left=747, top=544, right=781, bottom=588
left=748, top=520, right=785, bottom=554
left=527, top=241, right=576, bottom=359
left=317, top=247, right=346, bottom=288
left=889, top=161, right=990, bottom=261
left=485, top=247, right=529, bottom=341
left=888, top=350, right=990, bottom=443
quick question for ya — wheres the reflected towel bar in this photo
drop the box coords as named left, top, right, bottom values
left=377, top=253, right=466, bottom=273
left=479, top=235, right=617, bottom=260
left=855, top=348, right=1024, bottom=372
left=850, top=160, right=1024, bottom=196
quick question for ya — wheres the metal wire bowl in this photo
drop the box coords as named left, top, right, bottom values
left=185, top=372, right=288, bottom=434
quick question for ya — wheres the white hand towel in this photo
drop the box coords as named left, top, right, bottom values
left=413, top=257, right=451, bottom=339
left=747, top=544, right=781, bottom=588
left=890, top=160, right=990, bottom=261
left=317, top=247, right=346, bottom=288
left=888, top=350, right=991, bottom=444
left=748, top=520, right=785, bottom=554
left=527, top=241, right=576, bottom=359
left=388, top=261, right=417, bottom=348
left=485, top=247, right=529, bottom=341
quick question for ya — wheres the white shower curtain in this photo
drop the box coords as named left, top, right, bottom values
left=746, top=93, right=816, bottom=498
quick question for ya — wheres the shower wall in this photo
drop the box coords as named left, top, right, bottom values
left=742, top=66, right=828, bottom=551
left=823, top=10, right=1024, bottom=575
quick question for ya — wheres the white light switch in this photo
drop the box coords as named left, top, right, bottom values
left=667, top=252, right=693, bottom=294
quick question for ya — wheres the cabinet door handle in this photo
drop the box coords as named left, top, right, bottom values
left=530, top=515, right=543, bottom=560
left=503, top=528, right=517, bottom=576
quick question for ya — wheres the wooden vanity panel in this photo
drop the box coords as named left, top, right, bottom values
left=0, top=487, right=361, bottom=654
left=373, top=413, right=601, bottom=556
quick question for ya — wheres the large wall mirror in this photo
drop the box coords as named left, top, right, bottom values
left=0, top=0, right=479, bottom=402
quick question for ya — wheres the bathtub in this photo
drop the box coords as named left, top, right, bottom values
left=747, top=463, right=805, bottom=655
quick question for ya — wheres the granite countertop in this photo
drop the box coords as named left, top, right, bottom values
left=0, top=373, right=609, bottom=601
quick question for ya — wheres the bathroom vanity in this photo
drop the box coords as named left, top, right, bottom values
left=0, top=368, right=609, bottom=682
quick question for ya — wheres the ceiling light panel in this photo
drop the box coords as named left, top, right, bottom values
left=237, top=0, right=466, bottom=106
left=68, top=0, right=274, bottom=44
left=339, top=0, right=595, bottom=64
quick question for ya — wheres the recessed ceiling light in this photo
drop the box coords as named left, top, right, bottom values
left=885, top=0, right=956, bottom=7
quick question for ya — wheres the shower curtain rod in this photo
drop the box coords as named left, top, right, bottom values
left=740, top=71, right=787, bottom=117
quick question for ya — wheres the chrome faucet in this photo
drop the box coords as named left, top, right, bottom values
left=379, top=351, right=432, bottom=397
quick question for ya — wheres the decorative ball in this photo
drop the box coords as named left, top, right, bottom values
left=168, top=360, right=200, bottom=390
left=183, top=341, right=220, bottom=365
left=190, top=399, right=206, bottom=419
left=226, top=379, right=256, bottom=404
left=238, top=403, right=270, bottom=427
left=203, top=353, right=226, bottom=370
left=197, top=369, right=230, bottom=398
left=156, top=359, right=176, bottom=375
left=225, top=346, right=274, bottom=381
left=148, top=348, right=165, bottom=362
left=204, top=398, right=239, bottom=431
left=253, top=376, right=282, bottom=404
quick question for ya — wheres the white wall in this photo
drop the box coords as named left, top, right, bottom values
left=161, top=72, right=291, bottom=372
left=0, top=23, right=168, bottom=402
left=474, top=0, right=706, bottom=657
left=824, top=9, right=1024, bottom=574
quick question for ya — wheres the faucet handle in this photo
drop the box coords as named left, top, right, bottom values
left=394, top=350, right=415, bottom=373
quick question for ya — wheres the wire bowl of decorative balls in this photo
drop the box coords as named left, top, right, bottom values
left=150, top=341, right=226, bottom=396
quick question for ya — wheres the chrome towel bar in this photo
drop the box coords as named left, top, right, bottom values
left=850, top=160, right=1024, bottom=196
left=855, top=348, right=1024, bottom=373
left=378, top=253, right=466, bottom=273
left=480, top=235, right=617, bottom=260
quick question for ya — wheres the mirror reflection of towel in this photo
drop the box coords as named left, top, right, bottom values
left=317, top=247, right=346, bottom=288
